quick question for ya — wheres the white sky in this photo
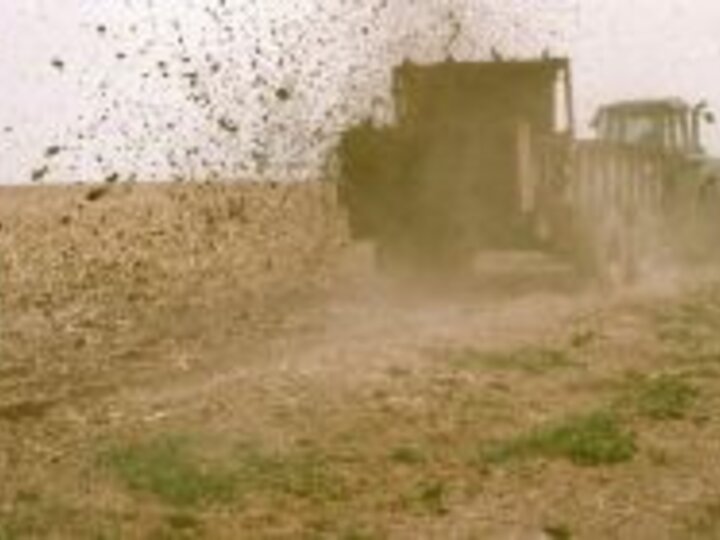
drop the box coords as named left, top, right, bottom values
left=573, top=0, right=720, bottom=145
left=1, top=1, right=719, bottom=183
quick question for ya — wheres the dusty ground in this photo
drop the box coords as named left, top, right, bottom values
left=2, top=184, right=720, bottom=539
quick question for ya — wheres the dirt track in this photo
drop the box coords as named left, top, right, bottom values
left=2, top=184, right=720, bottom=539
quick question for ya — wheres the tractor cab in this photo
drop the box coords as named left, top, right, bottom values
left=592, top=98, right=714, bottom=155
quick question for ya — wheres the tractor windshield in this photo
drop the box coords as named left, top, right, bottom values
left=622, top=114, right=665, bottom=146
left=594, top=101, right=698, bottom=153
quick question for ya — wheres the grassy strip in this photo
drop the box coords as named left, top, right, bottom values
left=443, top=346, right=581, bottom=375
left=99, top=436, right=236, bottom=507
left=481, top=410, right=636, bottom=466
left=628, top=374, right=699, bottom=420
left=99, top=435, right=343, bottom=508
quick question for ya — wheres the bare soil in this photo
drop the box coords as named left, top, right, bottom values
left=2, top=184, right=720, bottom=540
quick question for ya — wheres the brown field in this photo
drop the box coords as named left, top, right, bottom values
left=2, top=182, right=720, bottom=539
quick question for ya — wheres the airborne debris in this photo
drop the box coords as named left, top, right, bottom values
left=490, top=46, right=504, bottom=61
left=31, top=166, right=50, bottom=182
left=85, top=185, right=111, bottom=202
left=217, top=117, right=239, bottom=134
left=275, top=87, right=292, bottom=102
left=45, top=146, right=62, bottom=158
left=23, top=0, right=501, bottom=182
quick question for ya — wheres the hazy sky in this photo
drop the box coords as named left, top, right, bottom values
left=574, top=0, right=720, bottom=144
left=1, top=1, right=719, bottom=183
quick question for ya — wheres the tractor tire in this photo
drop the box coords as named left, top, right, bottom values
left=569, top=217, right=639, bottom=287
left=593, top=218, right=639, bottom=287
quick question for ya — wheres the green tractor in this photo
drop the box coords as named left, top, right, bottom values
left=590, top=98, right=720, bottom=273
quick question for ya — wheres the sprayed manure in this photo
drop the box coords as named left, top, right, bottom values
left=0, top=1, right=572, bottom=183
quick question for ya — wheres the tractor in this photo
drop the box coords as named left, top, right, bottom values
left=336, top=57, right=718, bottom=283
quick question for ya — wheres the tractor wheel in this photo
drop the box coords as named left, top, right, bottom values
left=570, top=217, right=638, bottom=287
left=594, top=219, right=639, bottom=287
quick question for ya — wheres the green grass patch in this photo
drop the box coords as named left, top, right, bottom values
left=444, top=346, right=579, bottom=375
left=99, top=435, right=236, bottom=507
left=0, top=526, right=16, bottom=540
left=231, top=443, right=343, bottom=502
left=399, top=480, right=449, bottom=516
left=629, top=374, right=699, bottom=420
left=389, top=446, right=426, bottom=466
left=481, top=411, right=636, bottom=466
left=100, top=435, right=344, bottom=508
left=655, top=296, right=720, bottom=350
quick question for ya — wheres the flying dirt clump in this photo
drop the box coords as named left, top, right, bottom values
left=21, top=0, right=572, bottom=183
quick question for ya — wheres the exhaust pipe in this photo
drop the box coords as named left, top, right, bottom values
left=692, top=100, right=712, bottom=153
